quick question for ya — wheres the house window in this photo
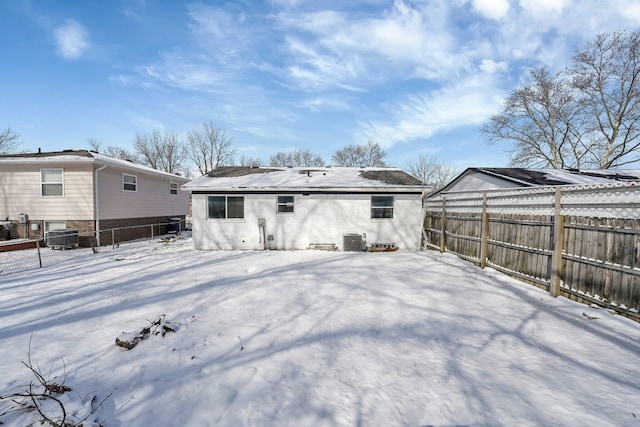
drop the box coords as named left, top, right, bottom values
left=44, top=221, right=66, bottom=233
left=277, top=196, right=294, bottom=213
left=208, top=196, right=244, bottom=219
left=123, top=174, right=137, bottom=192
left=170, top=182, right=178, bottom=195
left=371, top=196, right=394, bottom=219
left=41, top=169, right=64, bottom=196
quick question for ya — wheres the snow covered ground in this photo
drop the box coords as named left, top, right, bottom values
left=1, top=236, right=639, bottom=426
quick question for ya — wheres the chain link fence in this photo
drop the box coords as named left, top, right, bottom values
left=0, top=219, right=190, bottom=276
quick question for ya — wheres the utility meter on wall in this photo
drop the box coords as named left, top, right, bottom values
left=17, top=213, right=28, bottom=223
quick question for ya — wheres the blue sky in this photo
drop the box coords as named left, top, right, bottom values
left=2, top=0, right=640, bottom=171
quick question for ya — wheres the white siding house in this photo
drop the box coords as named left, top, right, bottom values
left=183, top=167, right=430, bottom=251
left=0, top=150, right=190, bottom=244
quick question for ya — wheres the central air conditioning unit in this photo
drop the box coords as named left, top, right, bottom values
left=46, top=228, right=79, bottom=249
left=343, top=233, right=364, bottom=251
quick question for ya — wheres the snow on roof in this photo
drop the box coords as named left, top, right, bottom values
left=183, top=166, right=427, bottom=191
left=482, top=168, right=640, bottom=186
left=0, top=150, right=189, bottom=181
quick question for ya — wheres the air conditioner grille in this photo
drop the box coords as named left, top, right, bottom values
left=46, top=228, right=79, bottom=249
left=343, top=234, right=364, bottom=251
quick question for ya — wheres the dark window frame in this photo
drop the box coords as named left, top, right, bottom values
left=277, top=195, right=295, bottom=214
left=207, top=195, right=245, bottom=219
left=371, top=195, right=394, bottom=219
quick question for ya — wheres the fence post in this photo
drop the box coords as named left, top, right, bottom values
left=550, top=187, right=565, bottom=297
left=480, top=193, right=489, bottom=269
left=36, top=238, right=42, bottom=268
left=440, top=197, right=447, bottom=253
left=151, top=225, right=154, bottom=240
left=112, top=229, right=115, bottom=250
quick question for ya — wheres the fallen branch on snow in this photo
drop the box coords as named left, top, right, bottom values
left=115, top=314, right=178, bottom=350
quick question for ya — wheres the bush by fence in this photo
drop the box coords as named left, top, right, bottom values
left=424, top=183, right=640, bottom=320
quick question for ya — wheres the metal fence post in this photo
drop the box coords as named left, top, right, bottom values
left=112, top=229, right=115, bottom=250
left=36, top=238, right=42, bottom=268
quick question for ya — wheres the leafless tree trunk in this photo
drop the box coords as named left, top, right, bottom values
left=87, top=138, right=140, bottom=162
left=238, top=155, right=264, bottom=167
left=331, top=140, right=387, bottom=167
left=569, top=30, right=640, bottom=168
left=0, top=127, right=22, bottom=154
left=134, top=130, right=188, bottom=175
left=483, top=31, right=640, bottom=169
left=405, top=154, right=458, bottom=190
left=187, top=122, right=236, bottom=175
left=481, top=67, right=589, bottom=168
left=269, top=149, right=324, bottom=167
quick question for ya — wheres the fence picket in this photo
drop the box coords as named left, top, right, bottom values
left=424, top=184, right=640, bottom=320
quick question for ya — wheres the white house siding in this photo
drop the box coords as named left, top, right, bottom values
left=191, top=192, right=424, bottom=251
left=0, top=163, right=94, bottom=221
left=97, top=166, right=189, bottom=220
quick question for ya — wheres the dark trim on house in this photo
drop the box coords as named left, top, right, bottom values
left=191, top=190, right=424, bottom=195
left=0, top=149, right=94, bottom=159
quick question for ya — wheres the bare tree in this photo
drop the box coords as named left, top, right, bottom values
left=87, top=138, right=140, bottom=162
left=481, top=67, right=589, bottom=168
left=238, top=155, right=264, bottom=167
left=482, top=31, right=640, bottom=169
left=187, top=122, right=237, bottom=175
left=134, top=130, right=188, bottom=175
left=405, top=154, right=458, bottom=190
left=569, top=30, right=640, bottom=168
left=0, top=127, right=22, bottom=154
left=87, top=137, right=102, bottom=152
left=331, top=140, right=387, bottom=167
left=269, top=149, right=324, bottom=167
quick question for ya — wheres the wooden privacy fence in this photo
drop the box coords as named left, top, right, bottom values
left=423, top=183, right=640, bottom=320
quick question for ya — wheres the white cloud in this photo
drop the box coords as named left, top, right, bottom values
left=479, top=59, right=508, bottom=73
left=472, top=0, right=510, bottom=20
left=272, top=0, right=464, bottom=89
left=300, top=95, right=351, bottom=111
left=53, top=19, right=90, bottom=60
left=357, top=74, right=506, bottom=148
left=134, top=49, right=228, bottom=93
left=518, top=0, right=568, bottom=17
left=284, top=36, right=364, bottom=90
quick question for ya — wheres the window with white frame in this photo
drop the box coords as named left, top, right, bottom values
left=170, top=182, right=178, bottom=195
left=277, top=195, right=294, bottom=213
left=207, top=196, right=244, bottom=219
left=41, top=169, right=64, bottom=196
left=123, top=174, right=137, bottom=192
left=371, top=196, right=394, bottom=219
left=44, top=221, right=66, bottom=234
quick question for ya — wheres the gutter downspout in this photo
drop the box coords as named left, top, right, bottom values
left=94, top=164, right=107, bottom=246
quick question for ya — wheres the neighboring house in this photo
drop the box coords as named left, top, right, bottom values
left=0, top=149, right=190, bottom=245
left=428, top=167, right=640, bottom=199
left=182, top=166, right=430, bottom=251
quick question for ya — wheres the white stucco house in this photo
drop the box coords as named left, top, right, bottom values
left=0, top=149, right=190, bottom=245
left=182, top=166, right=431, bottom=251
